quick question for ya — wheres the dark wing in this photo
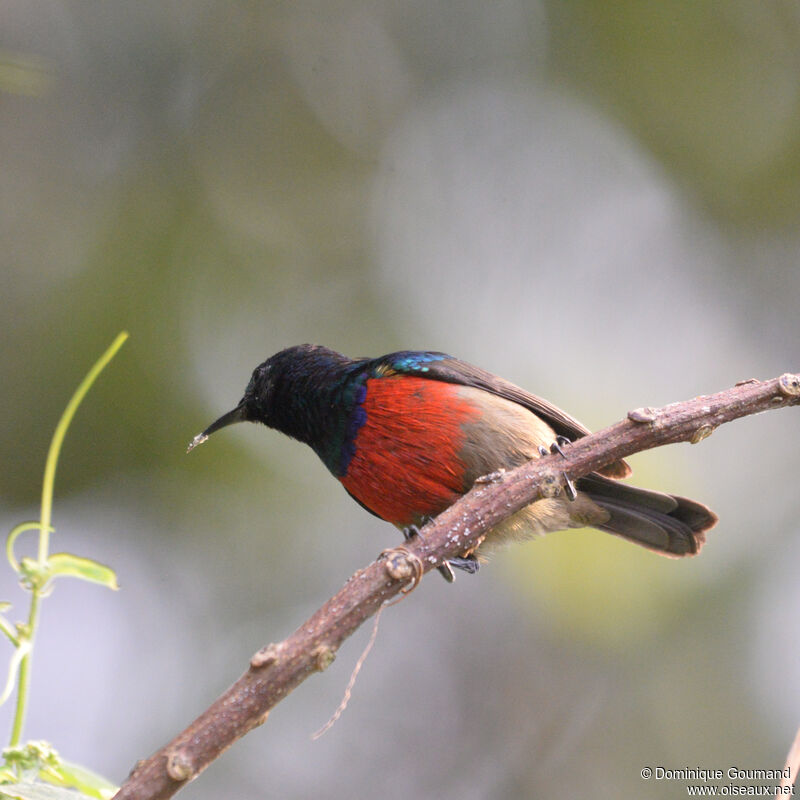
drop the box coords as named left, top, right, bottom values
left=378, top=351, right=631, bottom=479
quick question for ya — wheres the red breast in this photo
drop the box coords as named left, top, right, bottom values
left=339, top=376, right=484, bottom=526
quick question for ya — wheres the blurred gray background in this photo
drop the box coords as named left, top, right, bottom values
left=2, top=1, right=800, bottom=797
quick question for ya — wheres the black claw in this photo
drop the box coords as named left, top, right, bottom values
left=550, top=435, right=571, bottom=459
left=402, top=524, right=422, bottom=541
left=538, top=445, right=549, bottom=457
left=550, top=442, right=566, bottom=458
left=402, top=518, right=466, bottom=583
left=448, top=555, right=480, bottom=575
left=401, top=521, right=455, bottom=582
left=563, top=471, right=577, bottom=501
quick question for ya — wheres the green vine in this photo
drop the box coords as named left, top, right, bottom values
left=1, top=332, right=128, bottom=800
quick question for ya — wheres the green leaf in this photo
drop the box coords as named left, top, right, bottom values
left=45, top=555, right=118, bottom=591
left=40, top=761, right=117, bottom=800
left=0, top=780, right=89, bottom=800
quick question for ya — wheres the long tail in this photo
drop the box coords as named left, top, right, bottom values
left=578, top=474, right=718, bottom=557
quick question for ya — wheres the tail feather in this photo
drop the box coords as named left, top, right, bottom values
left=578, top=474, right=718, bottom=558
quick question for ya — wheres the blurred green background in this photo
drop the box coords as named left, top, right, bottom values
left=2, top=1, right=800, bottom=797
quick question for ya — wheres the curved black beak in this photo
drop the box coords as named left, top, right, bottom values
left=187, top=403, right=247, bottom=453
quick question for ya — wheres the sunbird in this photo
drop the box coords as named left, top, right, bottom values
left=189, top=345, right=717, bottom=579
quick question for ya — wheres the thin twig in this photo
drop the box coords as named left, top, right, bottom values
left=777, top=724, right=800, bottom=798
left=313, top=546, right=422, bottom=739
left=113, top=372, right=800, bottom=800
left=312, top=597, right=386, bottom=740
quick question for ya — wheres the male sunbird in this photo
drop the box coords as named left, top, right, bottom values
left=188, top=345, right=716, bottom=578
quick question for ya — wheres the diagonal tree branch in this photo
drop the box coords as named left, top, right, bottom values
left=113, top=372, right=800, bottom=800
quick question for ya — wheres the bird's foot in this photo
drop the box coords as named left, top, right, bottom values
left=539, top=439, right=576, bottom=499
left=401, top=520, right=479, bottom=582
left=402, top=516, right=434, bottom=541
left=401, top=520, right=454, bottom=581
left=448, top=554, right=480, bottom=574
left=402, top=524, right=422, bottom=542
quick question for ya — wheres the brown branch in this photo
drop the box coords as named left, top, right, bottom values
left=113, top=372, right=800, bottom=800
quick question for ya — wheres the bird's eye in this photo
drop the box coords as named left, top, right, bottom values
left=245, top=364, right=268, bottom=398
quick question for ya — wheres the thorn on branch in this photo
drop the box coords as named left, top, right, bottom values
left=690, top=425, right=715, bottom=444
left=256, top=709, right=270, bottom=727
left=628, top=406, right=660, bottom=423
left=380, top=545, right=423, bottom=591
left=778, top=373, right=800, bottom=396
left=312, top=644, right=337, bottom=672
left=250, top=642, right=283, bottom=670
left=165, top=749, right=194, bottom=782
left=127, top=760, right=145, bottom=780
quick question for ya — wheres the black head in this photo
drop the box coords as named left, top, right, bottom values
left=187, top=344, right=353, bottom=452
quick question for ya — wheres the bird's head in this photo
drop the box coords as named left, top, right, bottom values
left=187, top=344, right=348, bottom=452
